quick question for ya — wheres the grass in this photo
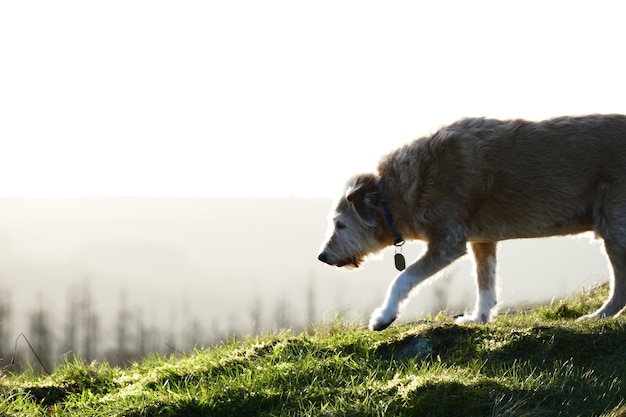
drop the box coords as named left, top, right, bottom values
left=2, top=283, right=626, bottom=416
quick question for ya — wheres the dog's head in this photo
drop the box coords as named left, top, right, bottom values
left=318, top=173, right=387, bottom=268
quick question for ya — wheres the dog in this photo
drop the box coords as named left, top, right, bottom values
left=318, top=114, right=626, bottom=330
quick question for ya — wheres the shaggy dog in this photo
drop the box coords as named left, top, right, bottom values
left=318, top=115, right=626, bottom=330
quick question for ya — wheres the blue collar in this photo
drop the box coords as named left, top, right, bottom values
left=378, top=180, right=404, bottom=247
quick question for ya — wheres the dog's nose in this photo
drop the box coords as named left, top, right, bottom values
left=318, top=252, right=330, bottom=264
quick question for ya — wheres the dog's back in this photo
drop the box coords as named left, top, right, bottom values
left=378, top=114, right=626, bottom=242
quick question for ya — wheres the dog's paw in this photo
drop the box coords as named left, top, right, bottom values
left=577, top=311, right=605, bottom=321
left=454, top=312, right=489, bottom=325
left=368, top=307, right=397, bottom=331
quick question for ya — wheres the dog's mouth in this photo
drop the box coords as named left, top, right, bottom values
left=336, top=258, right=361, bottom=268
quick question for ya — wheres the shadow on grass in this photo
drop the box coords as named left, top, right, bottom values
left=377, top=321, right=626, bottom=367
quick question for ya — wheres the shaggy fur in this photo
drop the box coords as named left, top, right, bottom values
left=318, top=114, right=626, bottom=330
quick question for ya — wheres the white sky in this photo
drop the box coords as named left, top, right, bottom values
left=2, top=1, right=626, bottom=198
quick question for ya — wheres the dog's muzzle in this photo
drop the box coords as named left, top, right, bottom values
left=318, top=251, right=360, bottom=268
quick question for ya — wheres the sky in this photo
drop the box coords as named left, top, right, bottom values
left=2, top=1, right=626, bottom=198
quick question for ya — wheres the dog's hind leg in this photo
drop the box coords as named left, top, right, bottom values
left=368, top=236, right=467, bottom=331
left=579, top=236, right=626, bottom=320
left=455, top=241, right=498, bottom=324
left=580, top=194, right=626, bottom=320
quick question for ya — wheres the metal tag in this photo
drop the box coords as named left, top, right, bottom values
left=394, top=253, right=406, bottom=271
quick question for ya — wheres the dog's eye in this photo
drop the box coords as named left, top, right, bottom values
left=335, top=221, right=346, bottom=230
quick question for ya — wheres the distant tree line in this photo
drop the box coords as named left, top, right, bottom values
left=0, top=274, right=326, bottom=374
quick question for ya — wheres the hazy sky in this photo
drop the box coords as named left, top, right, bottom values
left=2, top=1, right=625, bottom=198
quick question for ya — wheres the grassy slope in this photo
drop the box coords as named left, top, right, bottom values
left=2, top=284, right=626, bottom=417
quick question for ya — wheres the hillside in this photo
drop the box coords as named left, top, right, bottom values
left=2, top=284, right=626, bottom=417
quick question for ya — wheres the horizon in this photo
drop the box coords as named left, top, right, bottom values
left=0, top=197, right=609, bottom=350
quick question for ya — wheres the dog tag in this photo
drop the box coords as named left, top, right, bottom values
left=394, top=253, right=406, bottom=271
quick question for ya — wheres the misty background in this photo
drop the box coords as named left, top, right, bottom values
left=0, top=197, right=609, bottom=370
left=1, top=1, right=625, bottom=369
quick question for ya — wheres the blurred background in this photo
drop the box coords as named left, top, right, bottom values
left=0, top=1, right=622, bottom=370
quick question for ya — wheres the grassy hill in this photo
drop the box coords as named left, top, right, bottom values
left=2, top=284, right=626, bottom=417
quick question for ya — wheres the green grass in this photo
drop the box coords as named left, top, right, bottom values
left=3, top=283, right=626, bottom=416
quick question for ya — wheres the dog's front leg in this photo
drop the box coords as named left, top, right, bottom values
left=368, top=240, right=467, bottom=331
left=455, top=241, right=498, bottom=324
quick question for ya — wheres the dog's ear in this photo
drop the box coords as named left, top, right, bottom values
left=346, top=174, right=381, bottom=227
